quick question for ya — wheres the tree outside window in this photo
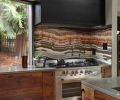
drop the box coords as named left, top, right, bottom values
left=0, top=0, right=28, bottom=67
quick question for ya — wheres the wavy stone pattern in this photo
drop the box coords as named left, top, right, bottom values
left=33, top=26, right=112, bottom=60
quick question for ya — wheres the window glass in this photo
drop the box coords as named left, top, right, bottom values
left=0, top=0, right=28, bottom=67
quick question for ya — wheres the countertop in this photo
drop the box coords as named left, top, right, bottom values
left=0, top=66, right=56, bottom=74
left=0, top=61, right=110, bottom=74
left=81, top=77, right=120, bottom=100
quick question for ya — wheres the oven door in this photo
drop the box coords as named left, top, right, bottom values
left=62, top=80, right=82, bottom=100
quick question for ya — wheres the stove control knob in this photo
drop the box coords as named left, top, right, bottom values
left=88, top=70, right=92, bottom=74
left=75, top=70, right=78, bottom=74
left=71, top=71, right=74, bottom=76
left=62, top=71, right=66, bottom=75
left=80, top=70, right=83, bottom=73
left=85, top=70, right=89, bottom=75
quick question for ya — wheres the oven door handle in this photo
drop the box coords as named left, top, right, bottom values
left=61, top=78, right=86, bottom=81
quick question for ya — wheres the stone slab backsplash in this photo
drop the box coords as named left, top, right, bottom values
left=33, top=25, right=112, bottom=64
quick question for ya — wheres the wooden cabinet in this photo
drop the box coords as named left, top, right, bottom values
left=94, top=90, right=116, bottom=100
left=82, top=84, right=117, bottom=100
left=101, top=66, right=112, bottom=78
left=0, top=71, right=55, bottom=100
left=81, top=84, right=94, bottom=100
left=0, top=72, right=43, bottom=100
left=43, top=71, right=55, bottom=100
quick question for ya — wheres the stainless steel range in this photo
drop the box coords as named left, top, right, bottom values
left=45, top=58, right=99, bottom=68
left=51, top=58, right=102, bottom=100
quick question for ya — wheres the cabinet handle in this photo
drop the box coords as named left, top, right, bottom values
left=81, top=89, right=85, bottom=93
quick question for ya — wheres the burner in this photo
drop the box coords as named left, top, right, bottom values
left=45, top=58, right=99, bottom=68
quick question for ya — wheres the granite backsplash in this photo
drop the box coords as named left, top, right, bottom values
left=33, top=25, right=112, bottom=64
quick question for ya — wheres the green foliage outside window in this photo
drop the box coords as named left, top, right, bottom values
left=0, top=0, right=27, bottom=38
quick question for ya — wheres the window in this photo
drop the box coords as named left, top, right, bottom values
left=0, top=0, right=28, bottom=67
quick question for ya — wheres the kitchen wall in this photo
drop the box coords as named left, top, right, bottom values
left=118, top=0, right=120, bottom=16
left=106, top=0, right=112, bottom=25
left=34, top=26, right=93, bottom=59
left=33, top=25, right=112, bottom=64
left=92, top=27, right=112, bottom=64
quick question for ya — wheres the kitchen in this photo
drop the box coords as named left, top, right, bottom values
left=0, top=0, right=119, bottom=100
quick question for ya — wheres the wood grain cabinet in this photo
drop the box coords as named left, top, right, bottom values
left=94, top=90, right=117, bottom=100
left=82, top=84, right=117, bottom=100
left=0, top=71, right=55, bottom=100
left=81, top=84, right=94, bottom=100
left=43, top=71, right=55, bottom=100
left=0, top=72, right=43, bottom=100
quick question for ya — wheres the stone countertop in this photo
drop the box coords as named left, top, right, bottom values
left=0, top=61, right=110, bottom=74
left=81, top=77, right=120, bottom=100
left=0, top=66, right=56, bottom=74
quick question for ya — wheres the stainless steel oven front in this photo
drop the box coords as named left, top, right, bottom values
left=62, top=79, right=82, bottom=100
left=55, top=71, right=86, bottom=100
left=55, top=67, right=101, bottom=100
left=55, top=73, right=82, bottom=100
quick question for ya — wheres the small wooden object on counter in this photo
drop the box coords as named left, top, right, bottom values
left=101, top=66, right=112, bottom=78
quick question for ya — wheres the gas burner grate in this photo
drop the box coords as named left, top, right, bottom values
left=45, top=58, right=99, bottom=68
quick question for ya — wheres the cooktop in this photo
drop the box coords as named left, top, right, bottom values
left=45, top=58, right=99, bottom=68
left=112, top=87, right=120, bottom=91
